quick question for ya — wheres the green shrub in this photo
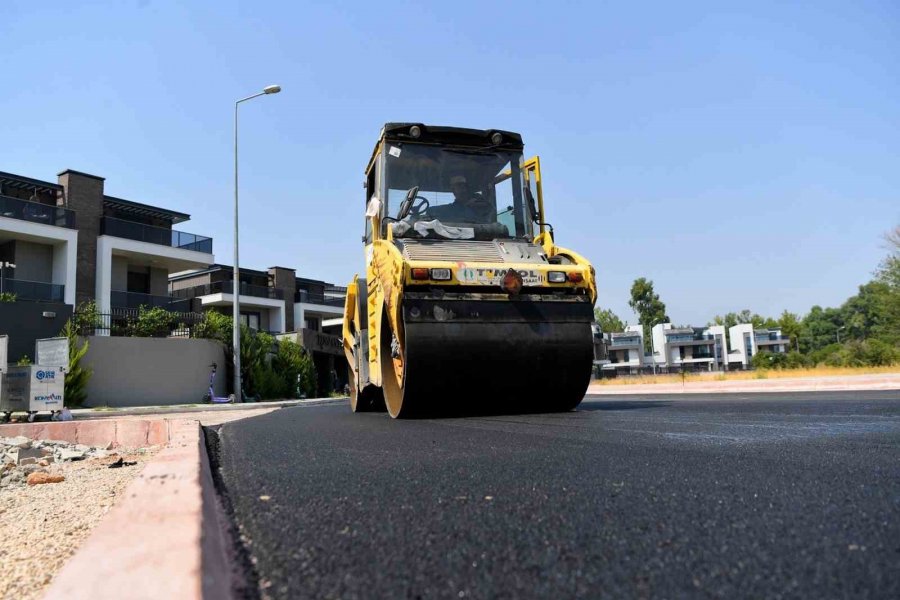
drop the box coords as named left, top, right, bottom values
left=860, top=338, right=900, bottom=366
left=250, top=363, right=286, bottom=399
left=241, top=326, right=272, bottom=376
left=61, top=319, right=92, bottom=407
left=16, top=355, right=31, bottom=366
left=192, top=311, right=233, bottom=345
left=191, top=313, right=319, bottom=399
left=0, top=292, right=17, bottom=302
left=784, top=351, right=812, bottom=369
left=72, top=300, right=102, bottom=334
left=127, top=306, right=176, bottom=337
left=271, top=339, right=317, bottom=399
left=810, top=343, right=844, bottom=366
left=751, top=351, right=787, bottom=370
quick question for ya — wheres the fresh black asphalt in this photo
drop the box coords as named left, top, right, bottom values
left=214, top=391, right=900, bottom=599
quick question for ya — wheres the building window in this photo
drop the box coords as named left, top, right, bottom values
left=305, top=317, right=320, bottom=331
left=127, top=269, right=150, bottom=294
left=240, top=312, right=260, bottom=331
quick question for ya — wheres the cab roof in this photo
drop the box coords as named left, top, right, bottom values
left=367, top=123, right=524, bottom=171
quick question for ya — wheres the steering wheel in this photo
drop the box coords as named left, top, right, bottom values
left=410, top=196, right=430, bottom=216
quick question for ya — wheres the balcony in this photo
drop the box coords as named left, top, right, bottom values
left=101, top=216, right=212, bottom=253
left=172, top=280, right=284, bottom=301
left=110, top=290, right=175, bottom=310
left=295, top=290, right=346, bottom=307
left=0, top=195, right=76, bottom=228
left=1, top=278, right=65, bottom=303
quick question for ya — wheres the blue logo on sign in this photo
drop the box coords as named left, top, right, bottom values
left=36, top=370, right=56, bottom=381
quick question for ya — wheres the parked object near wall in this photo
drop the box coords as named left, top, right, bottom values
left=1, top=337, right=68, bottom=422
left=82, top=337, right=226, bottom=407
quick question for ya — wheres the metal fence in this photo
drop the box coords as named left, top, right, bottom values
left=171, top=280, right=284, bottom=300
left=1, top=278, right=65, bottom=303
left=101, top=216, right=213, bottom=253
left=0, top=194, right=76, bottom=228
left=294, top=290, right=346, bottom=306
left=77, top=308, right=207, bottom=338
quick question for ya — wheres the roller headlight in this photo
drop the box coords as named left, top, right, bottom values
left=548, top=271, right=567, bottom=283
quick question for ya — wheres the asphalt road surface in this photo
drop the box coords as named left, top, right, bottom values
left=213, top=391, right=900, bottom=599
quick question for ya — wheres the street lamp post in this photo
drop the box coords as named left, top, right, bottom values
left=836, top=325, right=846, bottom=344
left=233, top=84, right=281, bottom=402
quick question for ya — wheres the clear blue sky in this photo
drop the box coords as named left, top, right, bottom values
left=3, top=1, right=897, bottom=325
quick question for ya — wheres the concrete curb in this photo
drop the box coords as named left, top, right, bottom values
left=0, top=419, right=170, bottom=447
left=72, top=396, right=347, bottom=419
left=43, top=419, right=231, bottom=600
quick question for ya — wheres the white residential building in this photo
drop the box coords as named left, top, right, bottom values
left=651, top=323, right=718, bottom=371
left=603, top=324, right=646, bottom=374
left=729, top=324, right=791, bottom=368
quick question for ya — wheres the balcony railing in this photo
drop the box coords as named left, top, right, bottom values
left=101, top=216, right=212, bottom=253
left=110, top=290, right=175, bottom=310
left=295, top=290, right=346, bottom=307
left=1, top=278, right=65, bottom=302
left=756, top=335, right=789, bottom=343
left=171, top=280, right=284, bottom=301
left=610, top=337, right=641, bottom=347
left=667, top=334, right=715, bottom=342
left=0, top=195, right=76, bottom=228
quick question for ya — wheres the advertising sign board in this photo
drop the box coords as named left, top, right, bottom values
left=36, top=337, right=68, bottom=368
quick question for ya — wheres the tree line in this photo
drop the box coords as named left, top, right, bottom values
left=594, top=226, right=900, bottom=368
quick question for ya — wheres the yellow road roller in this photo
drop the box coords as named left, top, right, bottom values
left=342, top=123, right=597, bottom=418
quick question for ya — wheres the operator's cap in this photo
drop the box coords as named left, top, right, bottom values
left=450, top=175, right=467, bottom=185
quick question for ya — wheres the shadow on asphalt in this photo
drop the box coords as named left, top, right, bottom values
left=577, top=400, right=673, bottom=411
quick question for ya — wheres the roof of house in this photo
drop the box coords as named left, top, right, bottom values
left=103, top=195, right=190, bottom=224
left=0, top=171, right=63, bottom=194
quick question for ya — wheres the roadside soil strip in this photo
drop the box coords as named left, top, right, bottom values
left=0, top=444, right=156, bottom=600
left=0, top=406, right=279, bottom=600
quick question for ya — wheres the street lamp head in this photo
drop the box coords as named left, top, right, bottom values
left=263, top=85, right=282, bottom=94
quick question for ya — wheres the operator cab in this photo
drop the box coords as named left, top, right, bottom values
left=364, top=124, right=542, bottom=243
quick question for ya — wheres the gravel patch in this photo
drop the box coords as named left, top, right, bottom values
left=0, top=436, right=157, bottom=600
